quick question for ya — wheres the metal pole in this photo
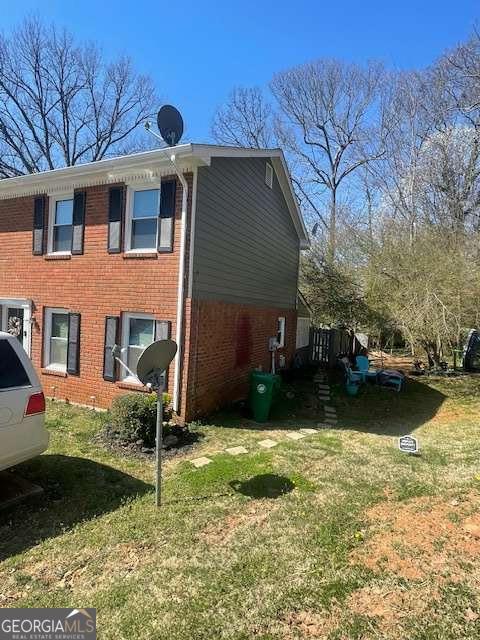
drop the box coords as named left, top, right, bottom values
left=155, top=383, right=164, bottom=507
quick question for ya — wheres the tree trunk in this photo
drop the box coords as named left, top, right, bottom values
left=422, top=341, right=442, bottom=368
left=327, top=188, right=337, bottom=263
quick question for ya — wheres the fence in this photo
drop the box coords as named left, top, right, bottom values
left=310, top=327, right=358, bottom=367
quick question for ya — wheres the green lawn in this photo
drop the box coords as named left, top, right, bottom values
left=1, top=372, right=480, bottom=639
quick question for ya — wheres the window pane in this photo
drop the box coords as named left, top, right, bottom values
left=51, top=313, right=68, bottom=339
left=132, top=219, right=157, bottom=249
left=50, top=337, right=67, bottom=367
left=129, top=318, right=154, bottom=348
left=133, top=189, right=159, bottom=219
left=0, top=340, right=30, bottom=389
left=55, top=199, right=73, bottom=225
left=127, top=345, right=144, bottom=376
left=54, top=225, right=72, bottom=252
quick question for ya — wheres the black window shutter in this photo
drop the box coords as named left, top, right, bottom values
left=72, top=191, right=86, bottom=255
left=158, top=180, right=176, bottom=252
left=103, top=316, right=119, bottom=381
left=33, top=196, right=46, bottom=255
left=67, top=313, right=81, bottom=375
left=108, top=187, right=124, bottom=253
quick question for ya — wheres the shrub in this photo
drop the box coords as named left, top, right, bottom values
left=108, top=392, right=172, bottom=448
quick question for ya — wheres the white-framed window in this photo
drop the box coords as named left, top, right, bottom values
left=48, top=194, right=74, bottom=254
left=125, top=183, right=160, bottom=252
left=120, top=312, right=156, bottom=383
left=265, top=163, right=273, bottom=189
left=44, top=308, right=69, bottom=371
left=277, top=317, right=286, bottom=348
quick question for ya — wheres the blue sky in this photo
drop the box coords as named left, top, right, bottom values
left=1, top=0, right=478, bottom=142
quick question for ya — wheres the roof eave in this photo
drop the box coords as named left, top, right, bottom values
left=0, top=144, right=311, bottom=249
left=0, top=144, right=198, bottom=199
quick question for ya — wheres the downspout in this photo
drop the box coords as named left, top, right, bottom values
left=169, top=153, right=188, bottom=415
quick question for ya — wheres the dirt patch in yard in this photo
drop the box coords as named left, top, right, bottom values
left=198, top=500, right=278, bottom=546
left=351, top=492, right=480, bottom=582
left=96, top=425, right=203, bottom=461
left=340, top=493, right=480, bottom=637
left=277, top=609, right=340, bottom=639
left=3, top=540, right=159, bottom=599
left=348, top=584, right=440, bottom=637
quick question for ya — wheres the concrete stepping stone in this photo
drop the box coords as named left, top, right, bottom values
left=324, top=405, right=336, bottom=413
left=191, top=457, right=212, bottom=468
left=286, top=432, right=306, bottom=440
left=325, top=418, right=338, bottom=425
left=258, top=439, right=278, bottom=449
left=300, top=428, right=318, bottom=435
left=318, top=384, right=330, bottom=390
left=226, top=446, right=248, bottom=456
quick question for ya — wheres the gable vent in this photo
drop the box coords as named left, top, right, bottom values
left=265, top=162, right=273, bottom=189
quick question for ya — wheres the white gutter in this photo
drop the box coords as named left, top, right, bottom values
left=169, top=153, right=189, bottom=414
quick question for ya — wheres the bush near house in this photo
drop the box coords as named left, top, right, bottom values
left=107, top=392, right=172, bottom=448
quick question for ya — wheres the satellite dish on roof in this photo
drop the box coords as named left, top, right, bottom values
left=136, top=339, right=177, bottom=388
left=157, top=105, right=184, bottom=147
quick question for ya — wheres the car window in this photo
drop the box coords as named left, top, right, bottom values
left=0, top=339, right=31, bottom=390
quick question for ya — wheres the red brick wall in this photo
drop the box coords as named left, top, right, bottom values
left=183, top=299, right=297, bottom=420
left=0, top=174, right=193, bottom=411
left=0, top=173, right=300, bottom=422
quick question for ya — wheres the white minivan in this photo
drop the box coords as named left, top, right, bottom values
left=0, top=331, right=49, bottom=471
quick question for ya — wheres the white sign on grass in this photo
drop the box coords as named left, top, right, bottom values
left=398, top=435, right=418, bottom=454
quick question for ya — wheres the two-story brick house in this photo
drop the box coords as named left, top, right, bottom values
left=0, top=144, right=308, bottom=421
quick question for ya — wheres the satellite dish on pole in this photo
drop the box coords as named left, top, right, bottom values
left=137, top=339, right=177, bottom=388
left=157, top=105, right=184, bottom=147
left=135, top=338, right=178, bottom=508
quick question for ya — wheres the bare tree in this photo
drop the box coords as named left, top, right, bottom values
left=271, top=59, right=386, bottom=262
left=426, top=37, right=480, bottom=235
left=372, top=71, right=434, bottom=245
left=211, top=86, right=272, bottom=148
left=377, top=57, right=480, bottom=241
left=0, top=18, right=157, bottom=177
left=442, top=29, right=480, bottom=118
